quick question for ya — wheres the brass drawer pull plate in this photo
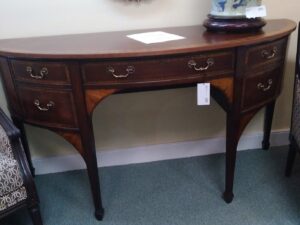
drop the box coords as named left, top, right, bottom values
left=26, top=66, right=48, bottom=79
left=34, top=99, right=55, bottom=111
left=261, top=47, right=278, bottom=59
left=188, top=58, right=214, bottom=71
left=107, top=66, right=135, bottom=78
left=257, top=79, right=273, bottom=92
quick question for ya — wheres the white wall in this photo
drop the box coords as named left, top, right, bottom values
left=0, top=0, right=209, bottom=39
left=0, top=0, right=299, bottom=158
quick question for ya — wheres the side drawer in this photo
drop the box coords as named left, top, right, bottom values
left=11, top=60, right=71, bottom=85
left=241, top=67, right=283, bottom=111
left=82, top=50, right=234, bottom=86
left=16, top=86, right=77, bottom=128
left=245, top=39, right=287, bottom=69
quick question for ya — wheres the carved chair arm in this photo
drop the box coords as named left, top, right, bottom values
left=0, top=107, right=36, bottom=198
left=0, top=109, right=20, bottom=140
left=0, top=108, right=21, bottom=160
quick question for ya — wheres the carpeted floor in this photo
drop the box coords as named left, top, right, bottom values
left=2, top=146, right=300, bottom=225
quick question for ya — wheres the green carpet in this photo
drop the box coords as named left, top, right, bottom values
left=2, top=146, right=300, bottom=225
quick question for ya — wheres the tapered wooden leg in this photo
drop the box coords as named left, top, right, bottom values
left=78, top=120, right=104, bottom=220
left=12, top=117, right=35, bottom=176
left=53, top=129, right=104, bottom=220
left=262, top=101, right=276, bottom=150
left=285, top=141, right=297, bottom=177
left=29, top=205, right=43, bottom=225
left=84, top=150, right=105, bottom=220
left=223, top=109, right=259, bottom=203
left=223, top=115, right=240, bottom=203
left=67, top=65, right=107, bottom=220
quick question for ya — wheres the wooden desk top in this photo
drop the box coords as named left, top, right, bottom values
left=0, top=19, right=296, bottom=59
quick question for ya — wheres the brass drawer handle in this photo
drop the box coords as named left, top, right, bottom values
left=257, top=79, right=273, bottom=92
left=34, top=99, right=55, bottom=111
left=107, top=66, right=135, bottom=78
left=261, top=47, right=278, bottom=59
left=188, top=58, right=214, bottom=71
left=26, top=66, right=48, bottom=79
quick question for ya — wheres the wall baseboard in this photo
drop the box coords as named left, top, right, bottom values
left=33, top=130, right=289, bottom=175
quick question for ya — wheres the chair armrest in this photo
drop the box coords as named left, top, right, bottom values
left=0, top=108, right=20, bottom=140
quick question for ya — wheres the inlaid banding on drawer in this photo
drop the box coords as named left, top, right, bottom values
left=16, top=86, right=77, bottom=128
left=81, top=51, right=235, bottom=86
left=11, top=60, right=71, bottom=85
left=245, top=39, right=287, bottom=69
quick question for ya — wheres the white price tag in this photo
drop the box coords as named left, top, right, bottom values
left=246, top=5, right=267, bottom=19
left=197, top=83, right=210, bottom=106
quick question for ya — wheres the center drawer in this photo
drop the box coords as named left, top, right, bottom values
left=81, top=50, right=235, bottom=86
left=16, top=86, right=78, bottom=128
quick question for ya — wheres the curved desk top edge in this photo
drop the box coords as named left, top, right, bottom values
left=0, top=19, right=296, bottom=60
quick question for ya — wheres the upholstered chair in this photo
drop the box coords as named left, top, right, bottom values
left=0, top=108, right=43, bottom=225
left=286, top=23, right=300, bottom=177
left=286, top=77, right=300, bottom=176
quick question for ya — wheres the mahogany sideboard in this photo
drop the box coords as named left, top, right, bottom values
left=0, top=19, right=296, bottom=220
